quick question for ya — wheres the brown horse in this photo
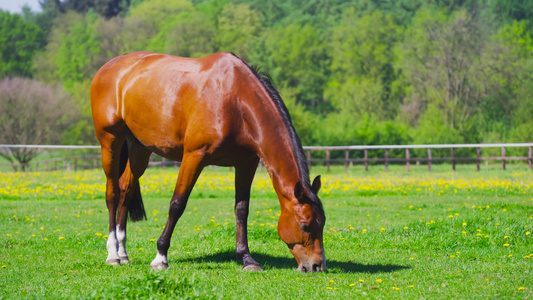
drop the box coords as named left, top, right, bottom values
left=91, top=51, right=326, bottom=272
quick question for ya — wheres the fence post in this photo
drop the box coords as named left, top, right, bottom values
left=364, top=149, right=368, bottom=171
left=451, top=148, right=456, bottom=172
left=501, top=147, right=506, bottom=170
left=345, top=150, right=349, bottom=172
left=326, top=150, right=330, bottom=172
left=385, top=149, right=389, bottom=172
left=476, top=147, right=480, bottom=172
left=427, top=148, right=432, bottom=172
left=529, top=146, right=533, bottom=170
left=406, top=148, right=410, bottom=173
left=161, top=157, right=166, bottom=169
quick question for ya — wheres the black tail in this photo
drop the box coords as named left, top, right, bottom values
left=119, top=142, right=147, bottom=222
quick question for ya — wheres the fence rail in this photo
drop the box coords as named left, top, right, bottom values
left=2, top=143, right=533, bottom=172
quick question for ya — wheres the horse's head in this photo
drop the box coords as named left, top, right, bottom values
left=278, top=176, right=326, bottom=272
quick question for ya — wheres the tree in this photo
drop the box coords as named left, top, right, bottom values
left=117, top=0, right=193, bottom=53
left=493, top=20, right=533, bottom=143
left=217, top=3, right=263, bottom=58
left=326, top=9, right=401, bottom=120
left=146, top=10, right=217, bottom=57
left=0, top=78, right=76, bottom=171
left=55, top=11, right=101, bottom=91
left=0, top=10, right=45, bottom=78
left=247, top=23, right=329, bottom=111
left=33, top=11, right=85, bottom=84
left=45, top=0, right=130, bottom=18
left=398, top=9, right=492, bottom=135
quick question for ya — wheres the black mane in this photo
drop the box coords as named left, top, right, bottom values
left=247, top=64, right=324, bottom=214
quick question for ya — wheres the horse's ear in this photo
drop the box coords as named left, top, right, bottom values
left=294, top=181, right=304, bottom=200
left=311, top=175, right=321, bottom=194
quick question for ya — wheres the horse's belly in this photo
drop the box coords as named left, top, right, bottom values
left=125, top=115, right=186, bottom=160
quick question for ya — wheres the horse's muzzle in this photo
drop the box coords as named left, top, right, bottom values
left=298, top=261, right=327, bottom=273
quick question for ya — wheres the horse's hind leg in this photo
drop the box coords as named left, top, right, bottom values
left=115, top=140, right=151, bottom=264
left=98, top=131, right=125, bottom=265
left=234, top=158, right=262, bottom=271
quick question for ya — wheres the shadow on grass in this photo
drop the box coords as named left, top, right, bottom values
left=173, top=251, right=409, bottom=274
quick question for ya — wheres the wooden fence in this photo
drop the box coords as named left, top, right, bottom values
left=1, top=143, right=533, bottom=172
left=303, top=143, right=533, bottom=172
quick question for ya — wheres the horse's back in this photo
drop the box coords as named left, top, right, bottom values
left=91, top=51, right=255, bottom=159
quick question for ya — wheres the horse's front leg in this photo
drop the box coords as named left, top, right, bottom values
left=235, top=161, right=262, bottom=271
left=151, top=150, right=205, bottom=270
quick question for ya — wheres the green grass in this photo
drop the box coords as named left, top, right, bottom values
left=1, top=165, right=532, bottom=299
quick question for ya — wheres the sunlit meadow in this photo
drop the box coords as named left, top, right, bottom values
left=1, top=164, right=532, bottom=299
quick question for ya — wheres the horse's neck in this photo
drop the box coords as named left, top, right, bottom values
left=250, top=108, right=303, bottom=199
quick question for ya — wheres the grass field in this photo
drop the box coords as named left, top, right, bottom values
left=1, top=164, right=532, bottom=299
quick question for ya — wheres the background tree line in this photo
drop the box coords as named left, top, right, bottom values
left=1, top=0, right=533, bottom=166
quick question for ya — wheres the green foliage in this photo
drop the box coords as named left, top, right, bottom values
left=311, top=113, right=411, bottom=158
left=6, top=0, right=533, bottom=146
left=248, top=23, right=329, bottom=110
left=0, top=10, right=44, bottom=78
left=146, top=9, right=216, bottom=57
left=326, top=9, right=400, bottom=120
left=217, top=3, right=263, bottom=57
left=56, top=11, right=101, bottom=91
left=61, top=80, right=98, bottom=145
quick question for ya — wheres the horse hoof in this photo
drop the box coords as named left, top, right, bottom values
left=106, top=259, right=120, bottom=266
left=119, top=257, right=130, bottom=264
left=151, top=262, right=169, bottom=270
left=242, top=264, right=262, bottom=272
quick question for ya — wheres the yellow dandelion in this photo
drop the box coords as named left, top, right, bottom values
left=462, top=222, right=467, bottom=226
left=349, top=283, right=355, bottom=287
left=503, top=243, right=510, bottom=247
left=376, top=279, right=383, bottom=283
left=358, top=279, right=364, bottom=283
